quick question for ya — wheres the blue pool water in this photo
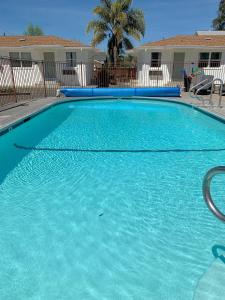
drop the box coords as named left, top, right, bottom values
left=0, top=99, right=225, bottom=299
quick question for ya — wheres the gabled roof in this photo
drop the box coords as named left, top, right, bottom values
left=0, top=35, right=92, bottom=48
left=139, top=34, right=225, bottom=48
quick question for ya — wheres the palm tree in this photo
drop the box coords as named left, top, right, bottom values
left=87, top=0, right=145, bottom=64
left=213, top=0, right=225, bottom=30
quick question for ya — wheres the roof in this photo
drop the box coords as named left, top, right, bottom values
left=140, top=34, right=225, bottom=48
left=0, top=35, right=91, bottom=48
left=196, top=31, right=225, bottom=36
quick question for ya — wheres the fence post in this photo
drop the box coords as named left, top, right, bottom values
left=157, top=64, right=159, bottom=87
left=9, top=58, right=17, bottom=103
left=80, top=61, right=84, bottom=88
left=41, top=61, right=47, bottom=97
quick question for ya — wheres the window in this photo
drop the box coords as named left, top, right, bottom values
left=21, top=52, right=32, bottom=67
left=210, top=52, right=222, bottom=67
left=198, top=52, right=210, bottom=68
left=9, top=52, right=32, bottom=67
left=63, top=69, right=76, bottom=75
left=149, top=70, right=163, bottom=80
left=9, top=52, right=20, bottom=67
left=66, top=52, right=76, bottom=67
left=198, top=52, right=222, bottom=68
left=151, top=52, right=161, bottom=67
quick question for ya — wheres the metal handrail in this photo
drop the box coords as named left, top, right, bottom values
left=211, top=79, right=224, bottom=107
left=199, top=78, right=223, bottom=107
left=202, top=166, right=225, bottom=222
left=189, top=78, right=224, bottom=107
left=189, top=79, right=209, bottom=99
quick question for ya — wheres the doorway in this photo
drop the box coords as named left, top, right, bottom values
left=172, top=52, right=185, bottom=81
left=43, top=52, right=56, bottom=80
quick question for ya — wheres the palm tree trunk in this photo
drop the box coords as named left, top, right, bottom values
left=113, top=46, right=118, bottom=66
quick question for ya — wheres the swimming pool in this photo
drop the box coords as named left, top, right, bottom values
left=0, top=98, right=225, bottom=299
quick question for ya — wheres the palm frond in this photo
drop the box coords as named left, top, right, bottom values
left=212, top=0, right=225, bottom=30
left=100, top=0, right=112, bottom=9
left=93, top=6, right=111, bottom=23
left=91, top=32, right=107, bottom=46
left=86, top=20, right=109, bottom=34
left=125, top=9, right=145, bottom=36
left=120, top=0, right=133, bottom=11
left=122, top=37, right=134, bottom=50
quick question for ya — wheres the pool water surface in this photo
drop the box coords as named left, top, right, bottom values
left=0, top=99, right=225, bottom=299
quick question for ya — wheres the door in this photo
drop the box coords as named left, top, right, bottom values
left=43, top=52, right=56, bottom=79
left=172, top=52, right=185, bottom=81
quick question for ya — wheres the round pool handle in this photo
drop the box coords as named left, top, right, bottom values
left=202, top=166, right=225, bottom=223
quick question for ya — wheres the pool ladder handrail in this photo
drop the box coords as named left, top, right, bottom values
left=202, top=166, right=225, bottom=222
left=189, top=78, right=223, bottom=107
left=189, top=78, right=208, bottom=98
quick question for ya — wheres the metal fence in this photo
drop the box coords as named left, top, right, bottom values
left=0, top=56, right=224, bottom=106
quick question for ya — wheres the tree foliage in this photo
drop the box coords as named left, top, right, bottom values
left=24, top=24, right=44, bottom=36
left=213, top=0, right=225, bottom=30
left=87, top=0, right=145, bottom=64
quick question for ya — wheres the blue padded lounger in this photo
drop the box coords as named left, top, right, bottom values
left=59, top=87, right=181, bottom=98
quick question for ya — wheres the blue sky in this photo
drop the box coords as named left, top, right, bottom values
left=0, top=0, right=220, bottom=49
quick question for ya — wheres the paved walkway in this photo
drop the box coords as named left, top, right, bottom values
left=0, top=97, right=58, bottom=130
left=1, top=93, right=225, bottom=131
left=180, top=92, right=225, bottom=119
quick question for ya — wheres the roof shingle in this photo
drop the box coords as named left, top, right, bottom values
left=0, top=35, right=91, bottom=48
left=141, top=34, right=225, bottom=48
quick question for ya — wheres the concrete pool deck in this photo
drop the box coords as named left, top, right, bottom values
left=1, top=93, right=225, bottom=130
left=0, top=97, right=57, bottom=131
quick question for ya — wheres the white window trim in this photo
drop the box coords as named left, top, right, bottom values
left=150, top=52, right=162, bottom=68
left=198, top=52, right=222, bottom=69
left=9, top=52, right=33, bottom=68
left=65, top=52, right=77, bottom=69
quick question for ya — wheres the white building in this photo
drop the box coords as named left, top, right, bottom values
left=0, top=35, right=99, bottom=88
left=132, top=31, right=225, bottom=87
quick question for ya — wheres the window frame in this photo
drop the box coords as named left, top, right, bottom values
left=151, top=52, right=162, bottom=68
left=9, top=52, right=32, bottom=68
left=9, top=52, right=21, bottom=68
left=66, top=52, right=77, bottom=68
left=198, top=52, right=222, bottom=68
left=210, top=52, right=222, bottom=68
left=21, top=52, right=32, bottom=67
